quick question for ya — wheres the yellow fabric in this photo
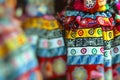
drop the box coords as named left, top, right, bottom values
left=65, top=27, right=103, bottom=39
left=102, top=30, right=114, bottom=41
left=17, top=33, right=27, bottom=46
left=23, top=18, right=60, bottom=30
left=0, top=45, right=7, bottom=58
left=4, top=33, right=27, bottom=52
left=98, top=6, right=107, bottom=12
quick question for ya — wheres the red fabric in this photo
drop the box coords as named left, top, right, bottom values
left=38, top=55, right=66, bottom=79
left=72, top=0, right=99, bottom=13
left=67, top=64, right=104, bottom=80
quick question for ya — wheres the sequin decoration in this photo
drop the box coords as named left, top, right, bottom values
left=92, top=48, right=97, bottom=55
left=81, top=48, right=87, bottom=54
left=71, top=49, right=76, bottom=55
left=78, top=30, right=84, bottom=36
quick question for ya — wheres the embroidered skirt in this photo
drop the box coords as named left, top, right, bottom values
left=63, top=10, right=120, bottom=80
left=23, top=16, right=67, bottom=79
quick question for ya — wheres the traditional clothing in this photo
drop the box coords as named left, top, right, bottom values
left=61, top=0, right=120, bottom=80
left=0, top=0, right=42, bottom=80
left=22, top=0, right=66, bottom=79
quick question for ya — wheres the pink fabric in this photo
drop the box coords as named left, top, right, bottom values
left=73, top=0, right=84, bottom=11
left=91, top=70, right=103, bottom=78
left=116, top=3, right=120, bottom=11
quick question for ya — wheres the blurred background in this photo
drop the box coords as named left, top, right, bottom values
left=1, top=0, right=120, bottom=80
left=0, top=0, right=67, bottom=80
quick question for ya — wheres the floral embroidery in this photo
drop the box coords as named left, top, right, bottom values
left=72, top=67, right=87, bottom=80
left=53, top=58, right=66, bottom=75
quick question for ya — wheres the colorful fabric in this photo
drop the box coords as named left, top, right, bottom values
left=109, top=0, right=120, bottom=31
left=23, top=0, right=67, bottom=79
left=62, top=0, right=120, bottom=80
left=23, top=16, right=66, bottom=79
left=0, top=18, right=41, bottom=80
left=67, top=0, right=108, bottom=13
left=25, top=0, right=54, bottom=16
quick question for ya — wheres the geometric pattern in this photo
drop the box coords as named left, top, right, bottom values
left=38, top=37, right=65, bottom=49
left=67, top=55, right=104, bottom=65
left=67, top=47, right=104, bottom=56
left=37, top=47, right=66, bottom=57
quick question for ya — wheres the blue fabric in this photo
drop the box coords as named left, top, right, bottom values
left=67, top=55, right=104, bottom=65
left=37, top=46, right=66, bottom=57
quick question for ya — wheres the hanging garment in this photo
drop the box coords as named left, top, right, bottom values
left=23, top=15, right=67, bottom=80
left=0, top=17, right=42, bottom=80
left=61, top=0, right=120, bottom=80
left=22, top=0, right=67, bottom=79
left=0, top=0, right=42, bottom=79
left=109, top=0, right=120, bottom=80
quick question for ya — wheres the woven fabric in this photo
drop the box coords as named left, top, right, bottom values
left=62, top=0, right=120, bottom=80
left=0, top=17, right=41, bottom=80
left=23, top=16, right=67, bottom=79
